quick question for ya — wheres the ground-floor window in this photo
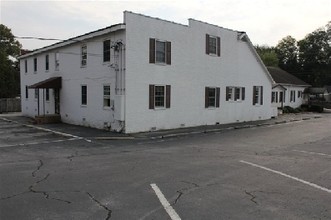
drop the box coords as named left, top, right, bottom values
left=271, top=91, right=278, bottom=103
left=103, top=85, right=111, bottom=107
left=149, top=84, right=171, bottom=109
left=81, top=85, right=87, bottom=106
left=45, top=88, right=50, bottom=101
left=253, top=86, right=263, bottom=105
left=226, top=86, right=245, bottom=101
left=290, top=90, right=296, bottom=102
left=205, top=87, right=220, bottom=108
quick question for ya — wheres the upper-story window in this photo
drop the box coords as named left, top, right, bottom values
left=33, top=58, right=37, bottom=72
left=149, top=38, right=171, bottom=65
left=55, top=52, right=59, bottom=71
left=253, top=86, right=263, bottom=105
left=45, top=54, right=49, bottom=71
left=206, top=34, right=220, bottom=57
left=81, top=45, right=87, bottom=67
left=103, top=40, right=111, bottom=62
left=24, top=60, right=28, bottom=73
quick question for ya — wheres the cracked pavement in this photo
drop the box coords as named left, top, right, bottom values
left=1, top=113, right=331, bottom=219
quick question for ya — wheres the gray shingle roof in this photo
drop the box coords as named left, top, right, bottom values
left=267, top=67, right=310, bottom=86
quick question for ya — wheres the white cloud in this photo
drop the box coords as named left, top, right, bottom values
left=1, top=0, right=330, bottom=50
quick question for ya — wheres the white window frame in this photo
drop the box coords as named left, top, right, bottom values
left=155, top=40, right=166, bottom=64
left=103, top=84, right=111, bottom=108
left=154, top=85, right=166, bottom=109
left=81, top=44, right=87, bottom=67
left=227, top=86, right=244, bottom=102
left=34, top=88, right=38, bottom=100
left=254, top=86, right=263, bottom=106
left=290, top=90, right=296, bottom=102
left=208, top=36, right=217, bottom=55
left=55, top=52, right=59, bottom=71
left=207, top=87, right=217, bottom=108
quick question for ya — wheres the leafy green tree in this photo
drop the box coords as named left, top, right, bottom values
left=297, top=22, right=331, bottom=86
left=0, top=24, right=22, bottom=98
left=255, top=45, right=279, bottom=67
left=275, top=36, right=299, bottom=73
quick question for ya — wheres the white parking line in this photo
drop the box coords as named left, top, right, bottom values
left=0, top=137, right=82, bottom=148
left=293, top=150, right=331, bottom=157
left=240, top=160, right=331, bottom=194
left=150, top=183, right=181, bottom=220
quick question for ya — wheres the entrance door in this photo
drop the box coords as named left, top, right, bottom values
left=54, top=89, right=60, bottom=114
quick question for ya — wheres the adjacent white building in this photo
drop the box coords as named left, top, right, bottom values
left=268, top=67, right=310, bottom=110
left=19, top=11, right=275, bottom=133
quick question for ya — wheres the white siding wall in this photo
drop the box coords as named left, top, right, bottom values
left=283, top=85, right=306, bottom=108
left=20, top=30, right=125, bottom=130
left=124, top=12, right=273, bottom=133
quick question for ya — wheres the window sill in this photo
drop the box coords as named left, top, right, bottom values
left=80, top=65, right=87, bottom=68
left=80, top=105, right=87, bottom=108
left=103, top=106, right=112, bottom=110
left=154, top=107, right=166, bottom=110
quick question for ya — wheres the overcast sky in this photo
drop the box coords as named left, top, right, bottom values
left=1, top=0, right=330, bottom=50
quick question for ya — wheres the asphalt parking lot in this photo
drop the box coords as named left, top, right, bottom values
left=0, top=113, right=331, bottom=220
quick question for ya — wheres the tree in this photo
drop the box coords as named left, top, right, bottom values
left=255, top=45, right=279, bottom=67
left=0, top=24, right=22, bottom=98
left=297, top=22, right=331, bottom=86
left=275, top=36, right=299, bottom=73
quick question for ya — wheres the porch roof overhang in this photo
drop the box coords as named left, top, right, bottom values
left=28, top=77, right=62, bottom=89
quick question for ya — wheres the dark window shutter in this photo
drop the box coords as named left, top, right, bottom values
left=166, top=41, right=171, bottom=65
left=217, top=37, right=221, bottom=57
left=253, top=86, right=256, bottom=105
left=260, top=86, right=263, bottom=105
left=226, top=87, right=230, bottom=101
left=284, top=91, right=286, bottom=102
left=166, top=85, right=171, bottom=108
left=149, top=38, right=155, bottom=63
left=206, top=34, right=210, bottom=55
left=216, top=87, right=220, bottom=108
left=205, top=87, right=209, bottom=108
left=242, top=87, right=245, bottom=100
left=149, top=85, right=155, bottom=109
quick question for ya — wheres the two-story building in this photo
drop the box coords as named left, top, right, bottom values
left=19, top=11, right=275, bottom=133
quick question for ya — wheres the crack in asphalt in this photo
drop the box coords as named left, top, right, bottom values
left=86, top=192, right=112, bottom=220
left=172, top=180, right=200, bottom=206
left=32, top=160, right=43, bottom=177
left=245, top=190, right=258, bottom=204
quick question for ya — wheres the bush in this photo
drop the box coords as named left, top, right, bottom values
left=283, top=106, right=302, bottom=113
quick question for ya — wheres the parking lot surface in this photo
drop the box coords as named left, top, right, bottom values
left=0, top=113, right=330, bottom=220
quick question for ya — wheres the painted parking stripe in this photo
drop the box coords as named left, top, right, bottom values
left=240, top=160, right=331, bottom=194
left=0, top=137, right=82, bottom=148
left=150, top=183, right=181, bottom=220
left=293, top=150, right=331, bottom=157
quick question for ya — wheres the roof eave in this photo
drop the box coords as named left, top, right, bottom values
left=19, top=24, right=126, bottom=59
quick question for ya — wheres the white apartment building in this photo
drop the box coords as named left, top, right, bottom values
left=19, top=11, right=275, bottom=133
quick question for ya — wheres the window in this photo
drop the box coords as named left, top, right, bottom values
left=34, top=89, right=38, bottom=99
left=206, top=34, right=220, bottom=56
left=298, top=91, right=302, bottom=98
left=45, top=88, right=50, bottom=101
left=25, top=86, right=28, bottom=99
left=55, top=52, right=59, bottom=70
left=290, top=90, right=296, bottom=102
left=149, top=84, right=171, bottom=109
left=271, top=91, right=277, bottom=103
left=279, top=91, right=284, bottom=102
left=205, top=87, right=220, bottom=108
left=103, top=85, right=111, bottom=107
left=253, top=86, right=263, bottom=105
left=103, top=40, right=111, bottom=62
left=45, top=54, right=49, bottom=71
left=34, top=58, right=37, bottom=72
left=149, top=38, right=171, bottom=65
left=81, top=45, right=87, bottom=66
left=24, top=60, right=28, bottom=73
left=81, top=85, right=87, bottom=105
left=226, top=87, right=245, bottom=101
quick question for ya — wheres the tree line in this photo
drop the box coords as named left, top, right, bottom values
left=256, top=21, right=331, bottom=87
